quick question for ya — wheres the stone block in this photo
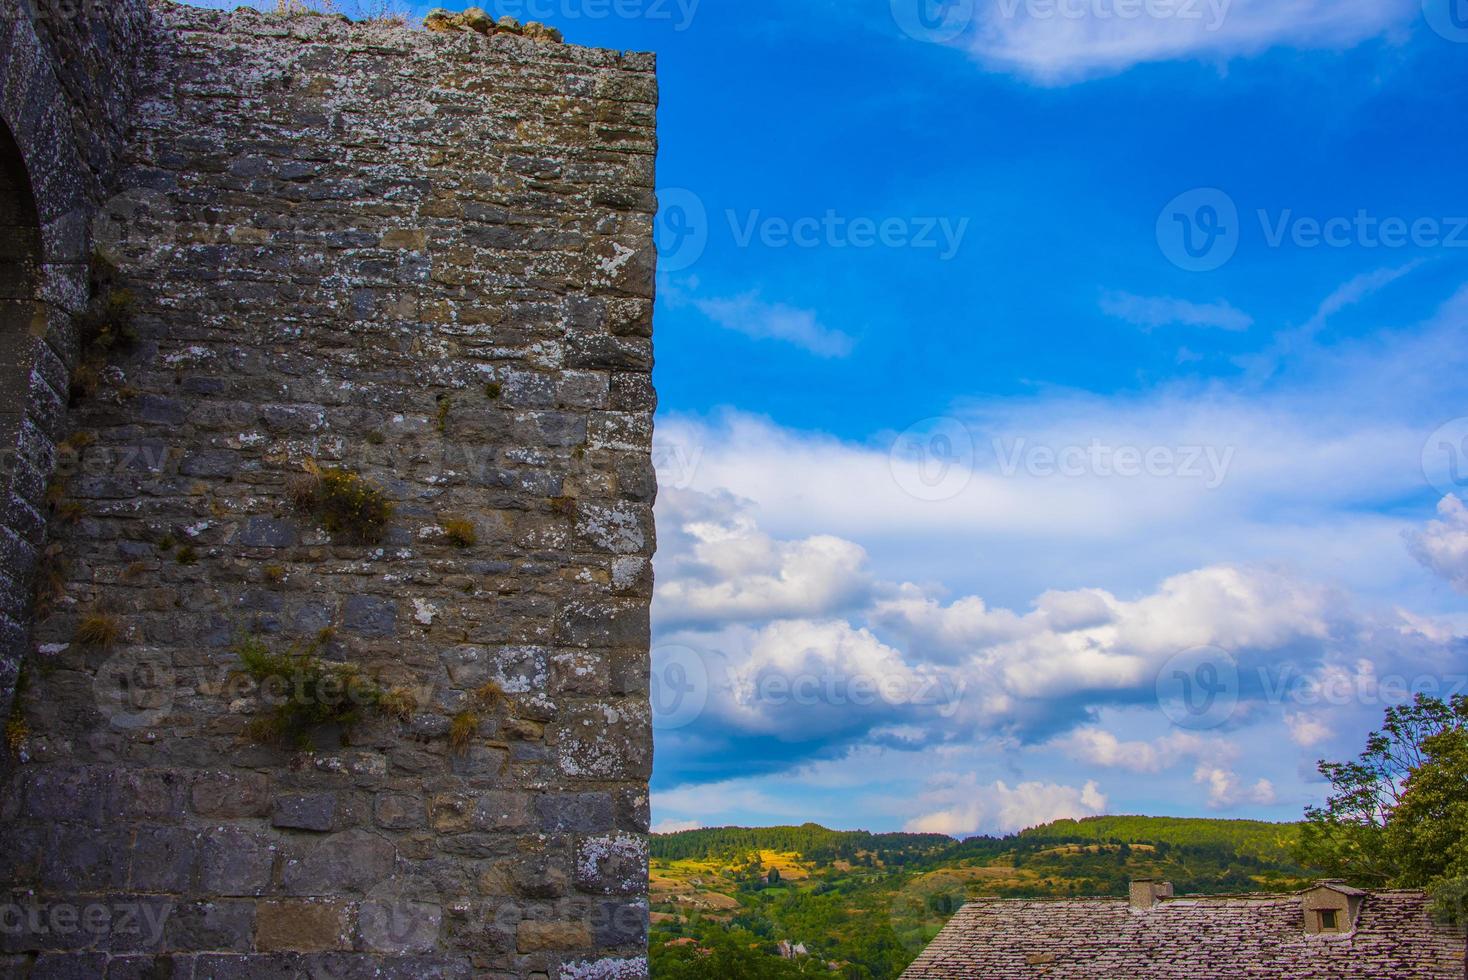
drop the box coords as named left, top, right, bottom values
left=198, top=829, right=275, bottom=897
left=190, top=772, right=270, bottom=818
left=515, top=920, right=592, bottom=953
left=164, top=901, right=254, bottom=953
left=272, top=793, right=338, bottom=832
left=574, top=834, right=648, bottom=897
left=255, top=901, right=352, bottom=953
left=280, top=830, right=395, bottom=896
left=534, top=793, right=613, bottom=834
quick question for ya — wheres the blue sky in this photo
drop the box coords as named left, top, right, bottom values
left=204, top=0, right=1468, bottom=836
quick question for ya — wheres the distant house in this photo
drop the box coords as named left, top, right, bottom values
left=901, top=879, right=1467, bottom=979
left=777, top=939, right=810, bottom=959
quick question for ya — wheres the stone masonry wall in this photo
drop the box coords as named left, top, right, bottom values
left=0, top=0, right=152, bottom=722
left=1, top=3, right=658, bottom=977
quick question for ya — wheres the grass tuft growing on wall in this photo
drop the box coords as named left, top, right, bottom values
left=233, top=634, right=391, bottom=748
left=441, top=517, right=477, bottom=548
left=289, top=460, right=394, bottom=544
left=75, top=612, right=121, bottom=649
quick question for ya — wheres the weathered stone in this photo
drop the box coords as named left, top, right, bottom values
left=0, top=3, right=657, bottom=973
left=535, top=793, right=614, bottom=833
left=281, top=830, right=396, bottom=896
left=574, top=834, right=648, bottom=896
left=237, top=517, right=298, bottom=549
left=516, top=920, right=592, bottom=953
left=272, top=793, right=338, bottom=832
left=374, top=793, right=426, bottom=831
left=198, top=828, right=276, bottom=897
left=190, top=771, right=270, bottom=818
left=341, top=595, right=397, bottom=637
left=255, top=900, right=352, bottom=953
left=165, top=901, right=255, bottom=953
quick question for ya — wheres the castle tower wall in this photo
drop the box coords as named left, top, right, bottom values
left=0, top=4, right=658, bottom=976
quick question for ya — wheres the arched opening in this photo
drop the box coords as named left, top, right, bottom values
left=0, top=119, right=43, bottom=458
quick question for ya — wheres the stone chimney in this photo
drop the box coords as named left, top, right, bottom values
left=1130, top=878, right=1174, bottom=910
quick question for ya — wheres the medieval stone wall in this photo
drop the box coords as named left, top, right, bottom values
left=0, top=3, right=658, bottom=977
left=0, top=0, right=152, bottom=722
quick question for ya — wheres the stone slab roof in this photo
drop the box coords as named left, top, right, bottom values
left=901, top=889, right=1466, bottom=979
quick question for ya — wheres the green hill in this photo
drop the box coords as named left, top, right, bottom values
left=1020, top=815, right=1302, bottom=863
left=650, top=816, right=1315, bottom=979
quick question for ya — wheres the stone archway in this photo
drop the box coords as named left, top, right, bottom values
left=0, top=118, right=45, bottom=710
left=0, top=118, right=44, bottom=470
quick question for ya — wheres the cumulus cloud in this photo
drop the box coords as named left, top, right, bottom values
left=1284, top=711, right=1332, bottom=747
left=1194, top=766, right=1277, bottom=808
left=1101, top=292, right=1253, bottom=332
left=1055, top=727, right=1214, bottom=773
left=657, top=478, right=1457, bottom=773
left=959, top=0, right=1417, bottom=84
left=655, top=488, right=875, bottom=627
left=651, top=818, right=703, bottom=834
left=905, top=773, right=1108, bottom=836
left=873, top=564, right=1340, bottom=709
left=1407, top=495, right=1468, bottom=594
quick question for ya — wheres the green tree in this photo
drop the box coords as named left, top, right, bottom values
left=1296, top=694, right=1468, bottom=920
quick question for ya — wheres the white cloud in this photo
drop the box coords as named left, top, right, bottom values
left=905, top=774, right=1108, bottom=836
left=1055, top=727, right=1215, bottom=773
left=1101, top=292, right=1253, bottom=332
left=658, top=479, right=1455, bottom=753
left=655, top=489, right=874, bottom=626
left=651, top=818, right=703, bottom=834
left=1407, top=495, right=1468, bottom=594
left=960, top=0, right=1417, bottom=84
left=1194, top=766, right=1277, bottom=808
left=694, top=292, right=854, bottom=357
left=1240, top=262, right=1426, bottom=381
left=873, top=563, right=1340, bottom=706
left=1284, top=711, right=1333, bottom=747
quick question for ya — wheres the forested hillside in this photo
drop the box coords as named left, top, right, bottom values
left=650, top=816, right=1315, bottom=979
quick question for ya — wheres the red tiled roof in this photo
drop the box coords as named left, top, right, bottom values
left=901, top=889, right=1466, bottom=979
